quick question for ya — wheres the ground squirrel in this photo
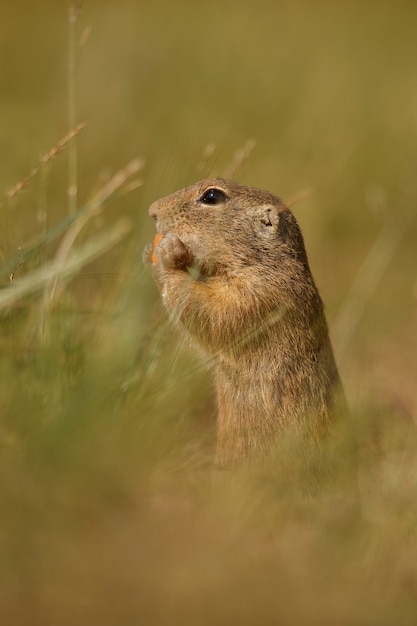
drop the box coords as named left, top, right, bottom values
left=146, top=179, right=345, bottom=468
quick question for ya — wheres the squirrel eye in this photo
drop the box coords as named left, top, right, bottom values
left=199, top=188, right=228, bottom=205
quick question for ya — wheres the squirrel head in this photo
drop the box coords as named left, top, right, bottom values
left=149, top=178, right=310, bottom=277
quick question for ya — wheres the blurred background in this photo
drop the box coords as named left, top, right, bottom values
left=0, top=1, right=417, bottom=624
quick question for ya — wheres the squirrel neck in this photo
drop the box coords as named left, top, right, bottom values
left=213, top=309, right=341, bottom=468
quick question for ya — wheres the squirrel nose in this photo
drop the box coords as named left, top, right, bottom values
left=149, top=201, right=159, bottom=220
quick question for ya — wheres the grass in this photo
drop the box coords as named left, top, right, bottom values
left=0, top=1, right=417, bottom=624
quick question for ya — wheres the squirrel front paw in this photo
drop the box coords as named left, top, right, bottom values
left=156, top=232, right=194, bottom=270
left=143, top=242, right=154, bottom=266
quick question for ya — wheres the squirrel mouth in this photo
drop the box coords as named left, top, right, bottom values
left=153, top=219, right=163, bottom=235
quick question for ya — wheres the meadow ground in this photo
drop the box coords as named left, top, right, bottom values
left=0, top=1, right=417, bottom=624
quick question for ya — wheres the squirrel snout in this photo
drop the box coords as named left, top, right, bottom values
left=149, top=201, right=159, bottom=220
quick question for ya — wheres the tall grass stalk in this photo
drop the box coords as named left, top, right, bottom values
left=1, top=123, right=87, bottom=212
left=0, top=218, right=131, bottom=310
left=41, top=158, right=143, bottom=310
left=67, top=0, right=80, bottom=216
left=333, top=206, right=415, bottom=365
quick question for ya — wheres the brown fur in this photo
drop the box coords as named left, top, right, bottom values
left=146, top=179, right=345, bottom=468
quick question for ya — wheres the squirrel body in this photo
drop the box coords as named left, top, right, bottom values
left=147, top=179, right=344, bottom=468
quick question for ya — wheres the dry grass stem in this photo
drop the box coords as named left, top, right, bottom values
left=2, top=123, right=87, bottom=207
left=0, top=218, right=132, bottom=310
left=42, top=159, right=144, bottom=307
left=286, top=188, right=313, bottom=207
left=224, top=139, right=256, bottom=179
left=0, top=157, right=141, bottom=285
left=67, top=0, right=82, bottom=216
left=333, top=207, right=415, bottom=363
left=196, top=142, right=216, bottom=172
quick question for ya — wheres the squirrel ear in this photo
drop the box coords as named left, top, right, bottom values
left=259, top=205, right=279, bottom=230
left=259, top=205, right=294, bottom=240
